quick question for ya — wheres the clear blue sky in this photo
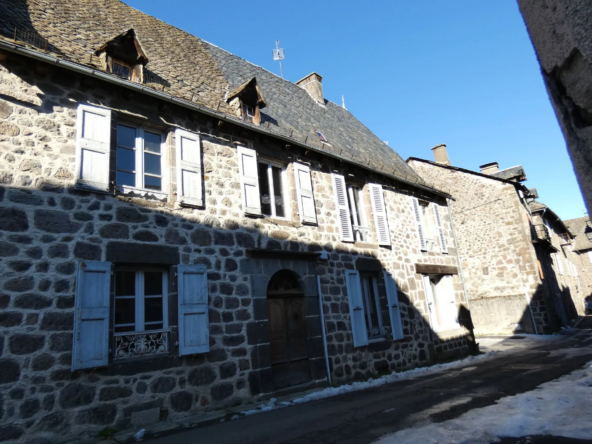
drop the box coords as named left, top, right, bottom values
left=126, top=0, right=586, bottom=220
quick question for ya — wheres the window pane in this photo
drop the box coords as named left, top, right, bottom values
left=116, top=171, right=135, bottom=187
left=144, top=272, right=163, bottom=296
left=144, top=322, right=163, bottom=330
left=114, top=325, right=135, bottom=333
left=145, top=297, right=163, bottom=323
left=144, top=175, right=161, bottom=191
left=144, top=153, right=161, bottom=175
left=271, top=166, right=285, bottom=218
left=117, top=147, right=135, bottom=172
left=117, top=125, right=136, bottom=148
left=114, top=298, right=135, bottom=326
left=115, top=271, right=135, bottom=296
left=113, top=62, right=130, bottom=79
left=258, top=162, right=271, bottom=216
left=144, top=132, right=161, bottom=153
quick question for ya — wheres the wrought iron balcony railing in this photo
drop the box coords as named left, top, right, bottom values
left=114, top=330, right=169, bottom=360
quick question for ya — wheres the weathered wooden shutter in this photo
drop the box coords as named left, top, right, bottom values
left=384, top=271, right=404, bottom=340
left=433, top=204, right=448, bottom=254
left=175, top=129, right=203, bottom=207
left=237, top=146, right=261, bottom=215
left=332, top=173, right=354, bottom=242
left=345, top=270, right=368, bottom=347
left=442, top=276, right=460, bottom=329
left=72, top=260, right=111, bottom=371
left=75, top=104, right=111, bottom=191
left=369, top=184, right=391, bottom=246
left=178, top=264, right=210, bottom=356
left=411, top=197, right=427, bottom=251
left=294, top=163, right=318, bottom=224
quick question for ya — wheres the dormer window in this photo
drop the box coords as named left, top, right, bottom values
left=226, top=78, right=267, bottom=126
left=95, top=29, right=149, bottom=84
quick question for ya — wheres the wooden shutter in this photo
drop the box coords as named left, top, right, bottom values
left=175, top=129, right=203, bottom=207
left=237, top=146, right=261, bottom=215
left=433, top=204, right=448, bottom=254
left=384, top=271, right=404, bottom=340
left=72, top=260, right=111, bottom=371
left=332, top=173, right=354, bottom=242
left=345, top=270, right=368, bottom=347
left=369, top=184, right=391, bottom=246
left=422, top=275, right=438, bottom=330
left=178, top=264, right=209, bottom=356
left=294, top=163, right=318, bottom=224
left=411, top=197, right=427, bottom=251
left=75, top=104, right=111, bottom=191
left=442, top=276, right=460, bottom=329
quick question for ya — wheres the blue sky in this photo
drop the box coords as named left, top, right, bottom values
left=126, top=0, right=586, bottom=220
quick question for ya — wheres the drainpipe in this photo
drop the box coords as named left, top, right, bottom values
left=316, top=275, right=331, bottom=385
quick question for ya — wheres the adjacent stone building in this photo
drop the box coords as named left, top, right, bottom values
left=518, top=0, right=592, bottom=214
left=0, top=1, right=472, bottom=442
left=564, top=216, right=592, bottom=308
left=408, top=145, right=581, bottom=336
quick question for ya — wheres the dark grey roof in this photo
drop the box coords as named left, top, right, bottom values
left=529, top=201, right=572, bottom=235
left=564, top=216, right=592, bottom=252
left=490, top=165, right=526, bottom=181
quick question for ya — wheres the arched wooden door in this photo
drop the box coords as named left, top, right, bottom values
left=267, top=271, right=311, bottom=390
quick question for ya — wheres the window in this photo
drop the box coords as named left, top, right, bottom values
left=422, top=274, right=459, bottom=332
left=114, top=268, right=169, bottom=360
left=112, top=60, right=131, bottom=79
left=316, top=131, right=328, bottom=143
left=257, top=161, right=287, bottom=218
left=360, top=274, right=385, bottom=340
left=116, top=124, right=164, bottom=192
left=411, top=197, right=447, bottom=253
left=347, top=185, right=369, bottom=242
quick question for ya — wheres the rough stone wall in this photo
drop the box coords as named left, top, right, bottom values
left=408, top=160, right=548, bottom=336
left=0, top=52, right=469, bottom=443
left=518, top=0, right=592, bottom=214
left=573, top=248, right=592, bottom=307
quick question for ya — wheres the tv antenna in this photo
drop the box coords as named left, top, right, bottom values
left=272, top=40, right=285, bottom=78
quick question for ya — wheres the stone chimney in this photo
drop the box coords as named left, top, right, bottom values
left=296, top=72, right=324, bottom=104
left=480, top=162, right=499, bottom=175
left=431, top=144, right=450, bottom=165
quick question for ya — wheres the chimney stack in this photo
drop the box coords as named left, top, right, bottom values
left=296, top=72, right=324, bottom=104
left=431, top=144, right=450, bottom=166
left=480, top=162, right=499, bottom=175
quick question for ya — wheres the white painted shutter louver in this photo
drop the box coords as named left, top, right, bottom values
left=175, top=129, right=203, bottom=207
left=411, top=197, right=427, bottom=251
left=178, top=264, right=210, bottom=356
left=384, top=271, right=404, bottom=340
left=369, top=184, right=391, bottom=246
left=72, top=260, right=111, bottom=371
left=75, top=104, right=111, bottom=191
left=294, top=163, right=317, bottom=224
left=345, top=270, right=368, bottom=347
left=433, top=204, right=448, bottom=254
left=332, top=173, right=354, bottom=242
left=237, top=146, right=262, bottom=215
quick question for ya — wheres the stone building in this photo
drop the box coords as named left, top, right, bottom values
left=518, top=0, right=592, bottom=214
left=564, top=216, right=592, bottom=308
left=408, top=145, right=581, bottom=336
left=0, top=1, right=471, bottom=442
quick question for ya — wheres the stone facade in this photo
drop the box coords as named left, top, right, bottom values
left=0, top=48, right=471, bottom=443
left=564, top=216, right=592, bottom=312
left=408, top=153, right=579, bottom=336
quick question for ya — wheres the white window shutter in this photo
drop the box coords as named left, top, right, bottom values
left=443, top=276, right=460, bottom=329
left=294, top=163, right=317, bottom=224
left=237, top=146, right=261, bottom=215
left=175, top=129, right=202, bottom=207
left=75, top=104, right=111, bottom=191
left=433, top=204, right=448, bottom=254
left=345, top=270, right=368, bottom=347
left=422, top=275, right=437, bottom=330
left=332, top=173, right=354, bottom=242
left=178, top=264, right=210, bottom=356
left=383, top=271, right=404, bottom=340
left=411, top=197, right=427, bottom=251
left=369, top=184, right=391, bottom=246
left=72, top=260, right=111, bottom=371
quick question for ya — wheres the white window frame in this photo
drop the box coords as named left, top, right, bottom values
left=115, top=123, right=168, bottom=199
left=360, top=274, right=385, bottom=341
left=347, top=185, right=370, bottom=242
left=258, top=159, right=290, bottom=220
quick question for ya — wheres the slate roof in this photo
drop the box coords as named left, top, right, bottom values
left=564, top=216, right=592, bottom=252
left=490, top=165, right=526, bottom=182
left=0, top=0, right=427, bottom=188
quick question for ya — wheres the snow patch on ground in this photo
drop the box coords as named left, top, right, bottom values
left=373, top=360, right=592, bottom=444
left=237, top=351, right=500, bottom=418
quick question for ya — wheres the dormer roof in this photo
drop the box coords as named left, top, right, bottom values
left=95, top=29, right=149, bottom=66
left=226, top=78, right=266, bottom=109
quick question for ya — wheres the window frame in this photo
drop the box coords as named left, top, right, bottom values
left=257, top=158, right=290, bottom=220
left=346, top=184, right=370, bottom=242
left=360, top=273, right=386, bottom=341
left=115, top=123, right=168, bottom=198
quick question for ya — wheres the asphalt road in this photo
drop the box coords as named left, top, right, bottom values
left=147, top=331, right=592, bottom=444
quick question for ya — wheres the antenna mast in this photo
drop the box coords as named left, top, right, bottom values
left=272, top=40, right=285, bottom=78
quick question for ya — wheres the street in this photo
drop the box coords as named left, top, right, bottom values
left=146, top=331, right=592, bottom=444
